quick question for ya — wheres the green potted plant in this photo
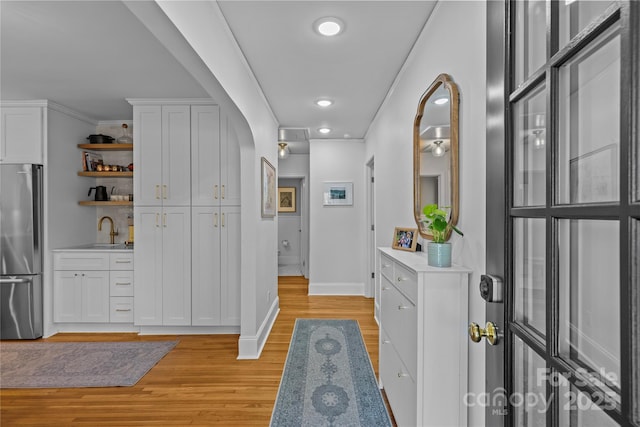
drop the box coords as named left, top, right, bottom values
left=422, top=203, right=463, bottom=267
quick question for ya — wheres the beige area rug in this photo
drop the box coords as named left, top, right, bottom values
left=0, top=341, right=177, bottom=388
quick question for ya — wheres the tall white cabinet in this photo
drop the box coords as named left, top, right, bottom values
left=0, top=103, right=43, bottom=164
left=377, top=247, right=471, bottom=427
left=130, top=100, right=240, bottom=328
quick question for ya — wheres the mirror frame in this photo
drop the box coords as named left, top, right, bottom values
left=413, top=73, right=460, bottom=240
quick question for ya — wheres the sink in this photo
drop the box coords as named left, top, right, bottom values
left=70, top=243, right=132, bottom=250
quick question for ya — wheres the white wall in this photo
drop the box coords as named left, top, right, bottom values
left=365, top=2, right=487, bottom=426
left=309, top=140, right=366, bottom=295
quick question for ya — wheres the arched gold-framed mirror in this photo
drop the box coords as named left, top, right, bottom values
left=413, top=73, right=459, bottom=240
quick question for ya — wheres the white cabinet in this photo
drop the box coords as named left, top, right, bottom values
left=133, top=105, right=191, bottom=206
left=377, top=248, right=470, bottom=427
left=0, top=106, right=43, bottom=164
left=191, top=106, right=241, bottom=206
left=134, top=206, right=191, bottom=326
left=192, top=206, right=241, bottom=326
left=53, top=251, right=134, bottom=324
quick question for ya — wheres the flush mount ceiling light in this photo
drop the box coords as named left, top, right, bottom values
left=318, top=127, right=331, bottom=134
left=432, top=140, right=446, bottom=157
left=316, top=99, right=333, bottom=107
left=314, top=17, right=344, bottom=36
left=434, top=97, right=449, bottom=105
left=278, top=142, right=290, bottom=159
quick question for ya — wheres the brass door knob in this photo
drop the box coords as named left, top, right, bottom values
left=468, top=321, right=499, bottom=345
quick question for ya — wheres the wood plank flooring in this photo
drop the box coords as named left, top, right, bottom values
left=1, top=276, right=392, bottom=426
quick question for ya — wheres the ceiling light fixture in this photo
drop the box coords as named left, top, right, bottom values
left=278, top=142, right=290, bottom=159
left=316, top=99, right=333, bottom=107
left=314, top=17, right=344, bottom=37
left=432, top=140, right=446, bottom=157
left=434, top=97, right=449, bottom=105
left=318, top=127, right=331, bottom=134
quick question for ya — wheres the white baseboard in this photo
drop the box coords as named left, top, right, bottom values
left=308, top=282, right=365, bottom=296
left=237, top=296, right=280, bottom=359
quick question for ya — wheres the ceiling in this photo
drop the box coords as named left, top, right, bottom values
left=1, top=1, right=437, bottom=153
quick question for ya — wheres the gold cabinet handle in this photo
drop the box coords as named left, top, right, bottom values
left=468, top=321, right=499, bottom=345
left=155, top=213, right=159, bottom=227
left=163, top=213, right=167, bottom=227
left=115, top=308, right=132, bottom=312
left=214, top=213, right=218, bottom=228
left=214, top=185, right=218, bottom=200
left=155, top=185, right=160, bottom=199
left=115, top=282, right=131, bottom=286
left=163, top=185, right=167, bottom=199
left=221, top=185, right=225, bottom=199
left=221, top=213, right=225, bottom=227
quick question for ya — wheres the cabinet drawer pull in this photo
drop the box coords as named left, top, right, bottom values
left=115, top=282, right=131, bottom=286
left=163, top=185, right=167, bottom=199
left=115, top=260, right=131, bottom=264
left=214, top=213, right=218, bottom=227
left=214, top=185, right=219, bottom=200
left=163, top=213, right=167, bottom=227
left=398, top=305, right=409, bottom=310
left=115, top=308, right=132, bottom=312
left=155, top=213, right=160, bottom=227
left=222, top=213, right=225, bottom=227
left=397, top=372, right=409, bottom=378
left=221, top=185, right=225, bottom=199
left=155, top=185, right=160, bottom=199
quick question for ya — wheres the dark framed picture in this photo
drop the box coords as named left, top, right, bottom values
left=392, top=227, right=418, bottom=252
left=278, top=187, right=296, bottom=213
left=261, top=157, right=276, bottom=218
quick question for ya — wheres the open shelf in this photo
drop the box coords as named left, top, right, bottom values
left=78, top=143, right=133, bottom=151
left=78, top=171, right=133, bottom=177
left=78, top=201, right=133, bottom=206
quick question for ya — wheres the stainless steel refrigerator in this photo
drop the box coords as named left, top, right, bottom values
left=1, top=164, right=43, bottom=339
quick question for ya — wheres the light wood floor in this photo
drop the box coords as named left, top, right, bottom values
left=1, top=276, right=392, bottom=426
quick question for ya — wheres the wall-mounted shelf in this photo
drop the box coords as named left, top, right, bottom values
left=78, top=201, right=133, bottom=206
left=77, top=143, right=133, bottom=151
left=78, top=171, right=133, bottom=178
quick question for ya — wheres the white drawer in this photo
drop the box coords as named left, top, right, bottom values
left=381, top=281, right=417, bottom=378
left=393, top=262, right=417, bottom=303
left=110, top=271, right=134, bottom=297
left=54, top=252, right=109, bottom=271
left=380, top=327, right=417, bottom=427
left=109, top=252, right=134, bottom=270
left=380, top=253, right=394, bottom=282
left=110, top=297, right=134, bottom=323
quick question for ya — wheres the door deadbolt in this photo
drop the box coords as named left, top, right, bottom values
left=468, top=321, right=499, bottom=345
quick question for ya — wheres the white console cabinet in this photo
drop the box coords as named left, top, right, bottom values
left=377, top=247, right=471, bottom=427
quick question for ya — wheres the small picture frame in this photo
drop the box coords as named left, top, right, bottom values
left=278, top=187, right=296, bottom=213
left=392, top=227, right=418, bottom=252
left=323, top=182, right=353, bottom=206
left=261, top=157, right=276, bottom=218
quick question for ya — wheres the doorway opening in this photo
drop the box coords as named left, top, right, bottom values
left=277, top=177, right=307, bottom=277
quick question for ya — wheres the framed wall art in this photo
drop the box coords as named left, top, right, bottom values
left=261, top=157, right=276, bottom=218
left=323, top=182, right=353, bottom=206
left=278, top=187, right=296, bottom=213
left=392, top=227, right=419, bottom=252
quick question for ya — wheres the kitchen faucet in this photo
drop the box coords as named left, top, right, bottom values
left=98, top=216, right=118, bottom=244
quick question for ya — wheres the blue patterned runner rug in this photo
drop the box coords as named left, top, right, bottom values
left=270, top=319, right=392, bottom=427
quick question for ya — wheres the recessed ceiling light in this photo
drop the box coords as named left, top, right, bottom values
left=314, top=17, right=344, bottom=37
left=318, top=127, right=331, bottom=134
left=434, top=97, right=449, bottom=105
left=316, top=99, right=333, bottom=107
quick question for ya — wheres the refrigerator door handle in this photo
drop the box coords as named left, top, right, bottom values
left=0, top=278, right=30, bottom=283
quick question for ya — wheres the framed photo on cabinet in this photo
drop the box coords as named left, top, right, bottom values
left=278, top=187, right=296, bottom=213
left=392, top=227, right=418, bottom=252
left=261, top=157, right=276, bottom=218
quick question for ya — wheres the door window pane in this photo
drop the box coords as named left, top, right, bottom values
left=513, top=336, right=547, bottom=426
left=559, top=1, right=616, bottom=50
left=514, top=85, right=546, bottom=207
left=514, top=218, right=546, bottom=337
left=558, top=220, right=620, bottom=390
left=557, top=24, right=620, bottom=205
left=558, top=378, right=619, bottom=426
left=514, top=0, right=546, bottom=88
